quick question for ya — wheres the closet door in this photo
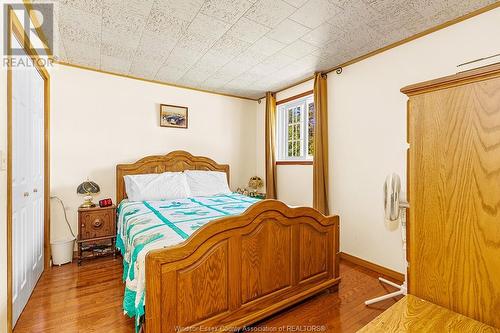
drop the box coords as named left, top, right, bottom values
left=11, top=36, right=45, bottom=326
left=30, top=66, right=45, bottom=293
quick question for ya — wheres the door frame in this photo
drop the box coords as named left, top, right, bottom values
left=6, top=6, right=51, bottom=332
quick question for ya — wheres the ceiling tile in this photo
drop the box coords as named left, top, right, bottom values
left=103, top=0, right=154, bottom=16
left=195, top=50, right=234, bottom=70
left=424, top=0, right=495, bottom=17
left=101, top=27, right=142, bottom=50
left=102, top=2, right=149, bottom=36
left=289, top=0, right=342, bottom=29
left=59, top=0, right=103, bottom=15
left=365, top=7, right=421, bottom=36
left=279, top=39, right=318, bottom=59
left=226, top=17, right=270, bottom=43
left=408, top=0, right=496, bottom=34
left=145, top=4, right=192, bottom=37
left=176, top=34, right=213, bottom=55
left=247, top=52, right=296, bottom=76
left=181, top=64, right=220, bottom=82
left=176, top=77, right=203, bottom=88
left=201, top=77, right=231, bottom=90
left=362, top=0, right=409, bottom=17
left=151, top=0, right=205, bottom=22
left=101, top=41, right=137, bottom=60
left=231, top=71, right=262, bottom=85
left=266, top=19, right=311, bottom=44
left=248, top=36, right=286, bottom=56
left=283, top=0, right=309, bottom=7
left=58, top=5, right=101, bottom=33
left=165, top=33, right=212, bottom=69
left=55, top=32, right=68, bottom=61
left=289, top=54, right=321, bottom=70
left=224, top=79, right=255, bottom=90
left=300, top=22, right=337, bottom=47
left=231, top=49, right=269, bottom=68
left=63, top=40, right=100, bottom=67
left=100, top=55, right=132, bottom=73
left=187, top=13, right=232, bottom=39
left=207, top=67, right=243, bottom=84
left=328, top=1, right=381, bottom=30
left=58, top=21, right=100, bottom=46
left=200, top=0, right=253, bottom=24
left=155, top=63, right=191, bottom=82
left=244, top=0, right=296, bottom=28
left=135, top=31, right=179, bottom=63
left=212, top=63, right=247, bottom=80
left=211, top=35, right=252, bottom=58
left=128, top=58, right=164, bottom=79
left=206, top=49, right=268, bottom=84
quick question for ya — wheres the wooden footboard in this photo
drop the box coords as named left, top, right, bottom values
left=145, top=200, right=340, bottom=333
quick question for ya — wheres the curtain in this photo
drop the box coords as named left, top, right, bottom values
left=265, top=92, right=277, bottom=199
left=313, top=73, right=329, bottom=215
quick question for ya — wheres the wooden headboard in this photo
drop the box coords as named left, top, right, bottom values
left=116, top=150, right=230, bottom=203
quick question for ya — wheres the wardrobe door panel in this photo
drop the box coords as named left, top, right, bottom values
left=407, top=75, right=500, bottom=328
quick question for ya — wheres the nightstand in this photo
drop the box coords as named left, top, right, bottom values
left=77, top=205, right=116, bottom=265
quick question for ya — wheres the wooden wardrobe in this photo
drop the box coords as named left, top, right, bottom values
left=402, top=63, right=500, bottom=328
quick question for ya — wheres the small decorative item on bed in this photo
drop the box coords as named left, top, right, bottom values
left=115, top=151, right=340, bottom=333
left=160, top=104, right=188, bottom=128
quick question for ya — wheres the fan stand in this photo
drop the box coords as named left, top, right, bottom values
left=365, top=203, right=409, bottom=305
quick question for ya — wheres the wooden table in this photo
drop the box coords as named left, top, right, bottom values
left=358, top=295, right=499, bottom=332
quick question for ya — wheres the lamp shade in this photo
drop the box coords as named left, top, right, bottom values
left=248, top=176, right=264, bottom=190
left=77, top=181, right=100, bottom=195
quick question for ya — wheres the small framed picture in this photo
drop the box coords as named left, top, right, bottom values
left=160, top=104, right=188, bottom=128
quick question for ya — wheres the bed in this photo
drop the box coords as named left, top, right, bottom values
left=116, top=151, right=340, bottom=333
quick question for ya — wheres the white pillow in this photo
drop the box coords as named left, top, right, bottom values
left=184, top=170, right=231, bottom=197
left=124, top=172, right=191, bottom=202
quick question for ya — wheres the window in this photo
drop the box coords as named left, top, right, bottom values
left=276, top=94, right=314, bottom=162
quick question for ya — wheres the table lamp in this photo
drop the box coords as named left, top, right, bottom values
left=248, top=176, right=264, bottom=194
left=77, top=180, right=100, bottom=208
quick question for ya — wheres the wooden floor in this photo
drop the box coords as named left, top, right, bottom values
left=14, top=257, right=402, bottom=333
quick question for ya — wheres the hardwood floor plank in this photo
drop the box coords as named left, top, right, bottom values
left=14, top=257, right=401, bottom=332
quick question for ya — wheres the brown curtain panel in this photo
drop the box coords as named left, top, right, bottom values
left=265, top=92, right=277, bottom=199
left=313, top=73, right=329, bottom=215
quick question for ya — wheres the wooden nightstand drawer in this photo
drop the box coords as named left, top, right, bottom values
left=79, top=209, right=115, bottom=240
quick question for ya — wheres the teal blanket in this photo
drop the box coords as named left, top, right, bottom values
left=116, top=193, right=261, bottom=331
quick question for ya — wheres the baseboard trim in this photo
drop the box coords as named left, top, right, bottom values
left=340, top=252, right=404, bottom=283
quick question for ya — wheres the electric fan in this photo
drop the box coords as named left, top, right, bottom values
left=365, top=173, right=409, bottom=305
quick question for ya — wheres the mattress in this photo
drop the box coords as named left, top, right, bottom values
left=116, top=193, right=261, bottom=330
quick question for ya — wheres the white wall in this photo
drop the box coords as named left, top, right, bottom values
left=256, top=7, right=500, bottom=273
left=329, top=7, right=500, bottom=273
left=275, top=81, right=314, bottom=207
left=50, top=65, right=258, bottom=241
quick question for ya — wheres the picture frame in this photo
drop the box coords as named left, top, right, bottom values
left=160, top=104, right=188, bottom=128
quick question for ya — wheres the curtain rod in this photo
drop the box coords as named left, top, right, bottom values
left=257, top=67, right=342, bottom=101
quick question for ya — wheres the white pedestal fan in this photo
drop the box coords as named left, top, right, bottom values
left=365, top=173, right=409, bottom=305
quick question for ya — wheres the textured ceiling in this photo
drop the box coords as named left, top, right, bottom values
left=45, top=0, right=496, bottom=99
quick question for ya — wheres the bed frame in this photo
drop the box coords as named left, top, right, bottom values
left=116, top=151, right=340, bottom=333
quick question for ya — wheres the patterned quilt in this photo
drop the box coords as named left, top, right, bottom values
left=116, top=193, right=261, bottom=331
